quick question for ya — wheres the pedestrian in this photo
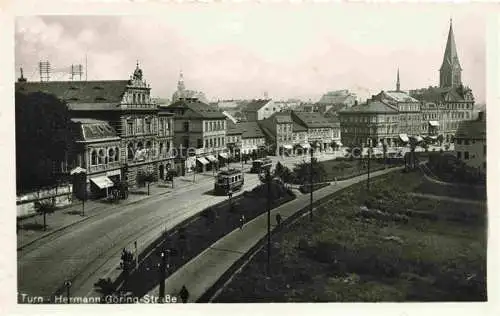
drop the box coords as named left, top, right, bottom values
left=275, top=213, right=282, bottom=227
left=334, top=177, right=338, bottom=185
left=239, top=214, right=246, bottom=229
left=179, top=285, right=189, bottom=303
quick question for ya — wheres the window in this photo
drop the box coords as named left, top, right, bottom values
left=205, top=139, right=209, bottom=148
left=209, top=139, right=213, bottom=147
left=108, top=148, right=115, bottom=163
left=98, top=149, right=105, bottom=164
left=456, top=139, right=462, bottom=145
left=145, top=119, right=151, bottom=134
left=183, top=121, right=189, bottom=132
left=222, top=138, right=225, bottom=146
left=115, top=147, right=119, bottom=161
left=210, top=122, right=214, bottom=131
left=457, top=151, right=462, bottom=159
left=464, top=151, right=469, bottom=160
left=205, top=121, right=208, bottom=132
left=183, top=137, right=189, bottom=148
left=136, top=118, right=143, bottom=133
left=197, top=139, right=203, bottom=149
left=127, top=120, right=133, bottom=135
left=464, top=139, right=470, bottom=145
left=127, top=143, right=134, bottom=161
left=91, top=150, right=97, bottom=166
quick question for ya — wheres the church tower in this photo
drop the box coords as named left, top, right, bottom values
left=177, top=70, right=186, bottom=92
left=439, top=19, right=462, bottom=88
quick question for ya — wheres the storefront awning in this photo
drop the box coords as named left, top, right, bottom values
left=399, top=134, right=409, bottom=142
left=70, top=166, right=86, bottom=175
left=283, top=144, right=293, bottom=150
left=429, top=121, right=440, bottom=127
left=415, top=136, right=424, bottom=142
left=90, top=176, right=114, bottom=189
left=301, top=143, right=311, bottom=149
left=206, top=155, right=218, bottom=163
left=197, top=157, right=209, bottom=165
left=426, top=135, right=438, bottom=140
left=219, top=152, right=229, bottom=159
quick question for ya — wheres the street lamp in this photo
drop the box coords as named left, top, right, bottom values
left=64, top=280, right=72, bottom=304
left=367, top=139, right=373, bottom=192
left=158, top=249, right=171, bottom=303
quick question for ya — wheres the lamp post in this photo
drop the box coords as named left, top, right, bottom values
left=158, top=249, right=170, bottom=303
left=265, top=168, right=272, bottom=276
left=64, top=280, right=72, bottom=304
left=193, top=156, right=196, bottom=183
left=367, top=139, right=372, bottom=192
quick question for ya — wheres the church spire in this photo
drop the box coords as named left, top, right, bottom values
left=177, top=70, right=185, bottom=92
left=396, top=68, right=400, bottom=92
left=439, top=18, right=462, bottom=88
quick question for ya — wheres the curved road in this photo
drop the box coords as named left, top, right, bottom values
left=17, top=173, right=262, bottom=302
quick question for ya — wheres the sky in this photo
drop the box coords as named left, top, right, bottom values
left=14, top=4, right=488, bottom=103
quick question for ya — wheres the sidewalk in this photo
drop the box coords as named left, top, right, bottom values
left=17, top=173, right=216, bottom=250
left=144, top=166, right=402, bottom=302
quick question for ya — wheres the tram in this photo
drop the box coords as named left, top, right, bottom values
left=250, top=158, right=273, bottom=173
left=214, top=168, right=245, bottom=195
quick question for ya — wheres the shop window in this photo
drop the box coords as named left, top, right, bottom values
left=91, top=150, right=98, bottom=166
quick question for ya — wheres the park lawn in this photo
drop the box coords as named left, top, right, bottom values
left=317, top=159, right=400, bottom=182
left=215, top=171, right=486, bottom=302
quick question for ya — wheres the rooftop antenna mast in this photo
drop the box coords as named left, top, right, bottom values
left=39, top=61, right=51, bottom=82
left=85, top=53, right=88, bottom=81
left=71, top=64, right=84, bottom=81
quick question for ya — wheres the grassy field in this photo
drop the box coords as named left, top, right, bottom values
left=215, top=171, right=487, bottom=302
left=318, top=158, right=403, bottom=182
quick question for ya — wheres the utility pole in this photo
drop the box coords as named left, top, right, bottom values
left=64, top=280, right=71, bottom=304
left=367, top=139, right=371, bottom=192
left=309, top=147, right=314, bottom=221
left=266, top=169, right=272, bottom=276
left=158, top=250, right=169, bottom=303
left=193, top=156, right=196, bottom=183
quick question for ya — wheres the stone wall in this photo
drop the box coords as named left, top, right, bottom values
left=16, top=184, right=73, bottom=218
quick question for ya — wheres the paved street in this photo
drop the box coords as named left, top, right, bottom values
left=17, top=166, right=262, bottom=301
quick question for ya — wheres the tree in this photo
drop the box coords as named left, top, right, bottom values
left=138, top=170, right=155, bottom=195
left=35, top=199, right=56, bottom=231
left=292, top=158, right=326, bottom=185
left=16, top=92, right=73, bottom=193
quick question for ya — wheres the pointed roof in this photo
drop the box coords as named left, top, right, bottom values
left=396, top=68, right=400, bottom=91
left=440, top=19, right=462, bottom=71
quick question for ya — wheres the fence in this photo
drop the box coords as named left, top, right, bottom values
left=16, top=183, right=73, bottom=218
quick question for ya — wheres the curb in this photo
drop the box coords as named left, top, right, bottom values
left=17, top=190, right=171, bottom=251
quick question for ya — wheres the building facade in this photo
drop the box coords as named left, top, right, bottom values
left=16, top=63, right=175, bottom=192
left=290, top=111, right=334, bottom=152
left=338, top=100, right=400, bottom=147
left=243, top=99, right=281, bottom=121
left=166, top=98, right=227, bottom=174
left=259, top=112, right=294, bottom=156
left=454, top=111, right=486, bottom=174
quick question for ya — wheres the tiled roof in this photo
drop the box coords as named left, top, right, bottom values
left=168, top=99, right=226, bottom=119
left=410, top=86, right=466, bottom=103
left=226, top=119, right=243, bottom=135
left=292, top=111, right=333, bottom=128
left=382, top=91, right=420, bottom=103
left=243, top=99, right=272, bottom=112
left=239, top=121, right=265, bottom=139
left=71, top=118, right=119, bottom=142
left=339, top=100, right=398, bottom=114
left=16, top=80, right=130, bottom=110
left=292, top=121, right=307, bottom=132
left=455, top=118, right=486, bottom=139
left=267, top=111, right=292, bottom=123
